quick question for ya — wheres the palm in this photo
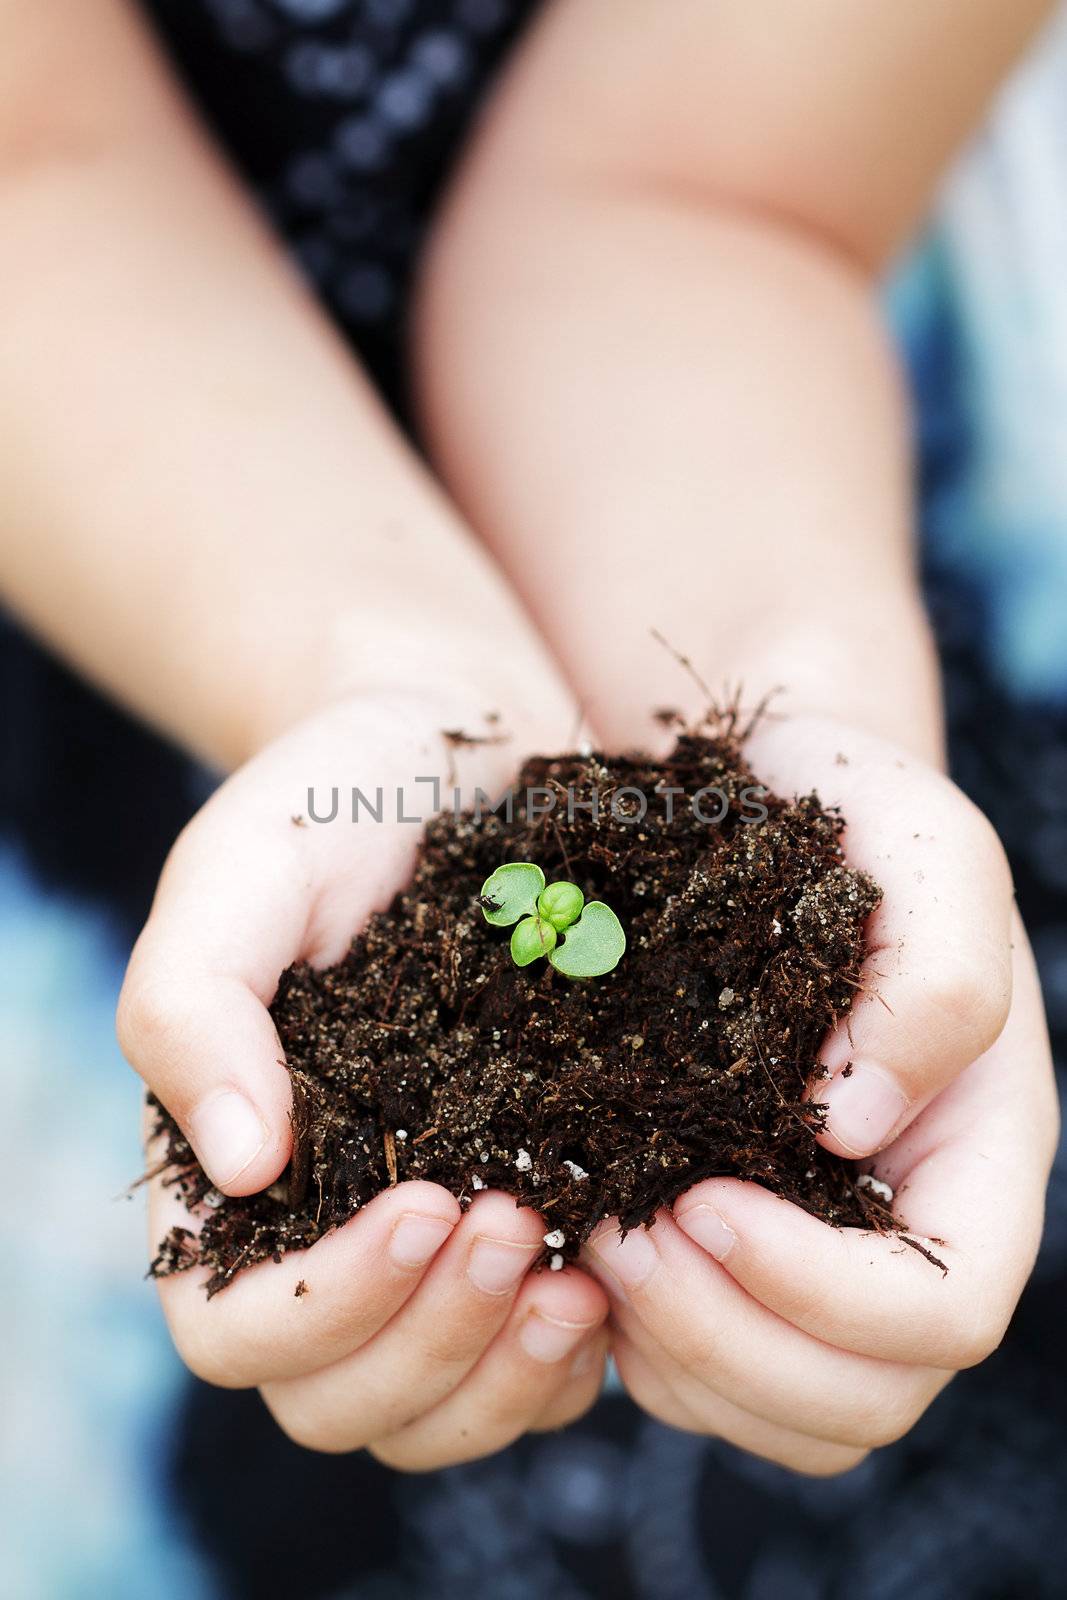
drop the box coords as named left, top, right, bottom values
left=126, top=691, right=611, bottom=1467
left=581, top=713, right=1057, bottom=1472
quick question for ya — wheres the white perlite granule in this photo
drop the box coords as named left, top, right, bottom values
left=549, top=1253, right=564, bottom=1271
left=514, top=1149, right=533, bottom=1172
left=856, top=1172, right=894, bottom=1204
left=543, top=1228, right=566, bottom=1249
left=562, top=1160, right=588, bottom=1181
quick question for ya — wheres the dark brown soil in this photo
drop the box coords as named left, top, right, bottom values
left=149, top=726, right=915, bottom=1297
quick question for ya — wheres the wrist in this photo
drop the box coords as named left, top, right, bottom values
left=573, top=587, right=943, bottom=767
left=727, top=592, right=944, bottom=765
left=237, top=591, right=578, bottom=778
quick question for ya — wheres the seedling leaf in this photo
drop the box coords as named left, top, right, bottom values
left=480, top=862, right=546, bottom=927
left=538, top=880, right=585, bottom=931
left=511, top=915, right=558, bottom=967
left=549, top=902, right=627, bottom=978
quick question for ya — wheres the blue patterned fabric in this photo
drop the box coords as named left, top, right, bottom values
left=3, top=3, right=1067, bottom=1595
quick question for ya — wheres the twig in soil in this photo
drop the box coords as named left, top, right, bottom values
left=900, top=1234, right=949, bottom=1274
left=120, top=1154, right=182, bottom=1197
left=737, top=686, right=784, bottom=742
left=836, top=969, right=895, bottom=1015
left=219, top=1242, right=253, bottom=1289
left=650, top=628, right=716, bottom=713
left=378, top=963, right=403, bottom=1024
left=383, top=1127, right=398, bottom=1186
left=547, top=793, right=575, bottom=880
left=441, top=726, right=509, bottom=786
left=288, top=1072, right=313, bottom=1209
left=442, top=727, right=510, bottom=750
left=750, top=954, right=813, bottom=1138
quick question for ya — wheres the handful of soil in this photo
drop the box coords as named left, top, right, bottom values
left=149, top=728, right=909, bottom=1298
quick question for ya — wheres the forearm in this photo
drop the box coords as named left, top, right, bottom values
left=0, top=1, right=568, bottom=769
left=413, top=0, right=1051, bottom=766
left=416, top=177, right=941, bottom=760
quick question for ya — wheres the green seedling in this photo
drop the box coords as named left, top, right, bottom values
left=479, top=862, right=626, bottom=978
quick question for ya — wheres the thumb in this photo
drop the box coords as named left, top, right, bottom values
left=747, top=717, right=1014, bottom=1158
left=117, top=794, right=306, bottom=1195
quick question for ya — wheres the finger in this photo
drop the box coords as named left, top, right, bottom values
left=747, top=715, right=1014, bottom=1156
left=119, top=779, right=319, bottom=1194
left=609, top=1275, right=950, bottom=1454
left=612, top=1333, right=870, bottom=1478
left=529, top=1331, right=611, bottom=1432
left=584, top=1210, right=945, bottom=1449
left=150, top=1167, right=461, bottom=1387
left=368, top=1270, right=609, bottom=1470
left=260, top=1191, right=549, bottom=1452
left=118, top=699, right=434, bottom=1195
left=674, top=920, right=1055, bottom=1366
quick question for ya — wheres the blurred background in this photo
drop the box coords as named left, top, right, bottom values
left=4, top=4, right=1067, bottom=1597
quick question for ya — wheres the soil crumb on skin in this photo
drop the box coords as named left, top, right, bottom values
left=149, top=731, right=908, bottom=1298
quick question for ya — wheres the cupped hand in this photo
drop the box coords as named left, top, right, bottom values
left=120, top=689, right=609, bottom=1467
left=583, top=714, right=1058, bottom=1474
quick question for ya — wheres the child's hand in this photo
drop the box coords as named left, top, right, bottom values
left=120, top=691, right=609, bottom=1467
left=583, top=716, right=1058, bottom=1475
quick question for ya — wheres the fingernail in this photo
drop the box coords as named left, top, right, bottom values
left=389, top=1212, right=455, bottom=1270
left=675, top=1205, right=737, bottom=1262
left=188, top=1090, right=269, bottom=1188
left=519, top=1310, right=594, bottom=1364
left=587, top=1223, right=659, bottom=1290
left=467, top=1236, right=538, bottom=1295
left=821, top=1064, right=909, bottom=1156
